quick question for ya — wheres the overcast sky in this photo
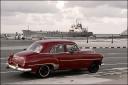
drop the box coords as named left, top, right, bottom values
left=1, top=1, right=127, bottom=34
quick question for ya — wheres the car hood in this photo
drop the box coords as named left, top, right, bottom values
left=15, top=50, right=37, bottom=57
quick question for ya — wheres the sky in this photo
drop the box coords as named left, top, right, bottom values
left=1, top=1, right=127, bottom=34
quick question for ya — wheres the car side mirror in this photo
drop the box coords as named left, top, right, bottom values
left=23, top=48, right=26, bottom=50
left=69, top=48, right=74, bottom=54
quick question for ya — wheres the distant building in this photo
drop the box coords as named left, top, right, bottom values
left=120, top=29, right=128, bottom=36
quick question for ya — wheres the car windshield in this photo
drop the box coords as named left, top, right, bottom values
left=27, top=43, right=43, bottom=53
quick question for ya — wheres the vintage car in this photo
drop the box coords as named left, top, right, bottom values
left=7, top=40, right=103, bottom=78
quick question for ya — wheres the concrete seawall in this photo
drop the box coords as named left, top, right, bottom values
left=1, top=39, right=127, bottom=50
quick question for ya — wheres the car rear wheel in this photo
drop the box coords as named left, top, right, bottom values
left=88, top=63, right=99, bottom=73
left=37, top=65, right=51, bottom=78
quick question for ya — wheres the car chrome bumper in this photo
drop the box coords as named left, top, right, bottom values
left=6, top=63, right=31, bottom=72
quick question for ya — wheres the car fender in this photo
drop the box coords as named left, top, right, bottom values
left=28, top=58, right=59, bottom=73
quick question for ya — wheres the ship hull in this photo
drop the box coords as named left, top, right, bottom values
left=22, top=30, right=93, bottom=38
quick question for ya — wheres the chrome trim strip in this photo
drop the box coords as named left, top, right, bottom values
left=60, top=58, right=101, bottom=62
left=28, top=63, right=59, bottom=70
left=7, top=63, right=31, bottom=72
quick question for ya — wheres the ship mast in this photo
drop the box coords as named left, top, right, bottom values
left=76, top=19, right=82, bottom=30
left=28, top=25, right=29, bottom=30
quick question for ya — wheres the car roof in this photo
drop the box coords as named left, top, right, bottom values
left=36, top=39, right=75, bottom=44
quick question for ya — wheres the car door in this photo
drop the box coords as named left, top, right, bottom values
left=78, top=51, right=96, bottom=68
left=50, top=44, right=79, bottom=70
left=65, top=44, right=84, bottom=69
left=64, top=44, right=91, bottom=69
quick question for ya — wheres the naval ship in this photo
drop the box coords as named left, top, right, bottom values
left=22, top=21, right=93, bottom=38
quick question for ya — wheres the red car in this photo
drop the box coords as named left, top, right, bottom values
left=7, top=40, right=103, bottom=78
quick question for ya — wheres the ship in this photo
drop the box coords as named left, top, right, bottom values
left=22, top=20, right=93, bottom=38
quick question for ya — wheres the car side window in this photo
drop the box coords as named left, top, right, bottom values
left=66, top=44, right=79, bottom=52
left=50, top=44, right=65, bottom=54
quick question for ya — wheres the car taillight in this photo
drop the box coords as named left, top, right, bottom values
left=9, top=54, right=13, bottom=58
left=8, top=54, right=14, bottom=63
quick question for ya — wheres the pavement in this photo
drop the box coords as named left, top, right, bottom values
left=0, top=39, right=127, bottom=85
left=4, top=73, right=127, bottom=84
left=99, top=74, right=127, bottom=84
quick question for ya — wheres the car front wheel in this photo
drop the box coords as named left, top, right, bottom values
left=88, top=63, right=99, bottom=73
left=37, top=65, right=51, bottom=78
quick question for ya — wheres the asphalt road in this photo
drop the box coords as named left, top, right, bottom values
left=0, top=47, right=127, bottom=84
left=0, top=39, right=127, bottom=84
